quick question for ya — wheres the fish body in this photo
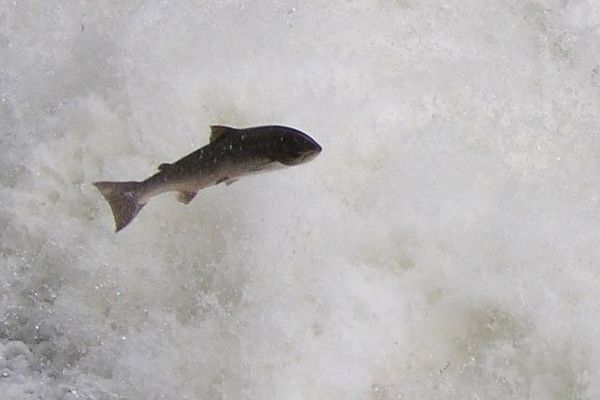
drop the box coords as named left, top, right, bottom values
left=94, top=125, right=322, bottom=232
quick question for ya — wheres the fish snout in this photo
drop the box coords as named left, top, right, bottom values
left=313, top=141, right=322, bottom=154
left=302, top=143, right=321, bottom=162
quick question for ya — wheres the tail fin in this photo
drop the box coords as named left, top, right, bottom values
left=93, top=181, right=145, bottom=232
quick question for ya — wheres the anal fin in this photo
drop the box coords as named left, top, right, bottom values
left=177, top=191, right=197, bottom=204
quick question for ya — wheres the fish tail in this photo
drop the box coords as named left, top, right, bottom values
left=93, top=181, right=146, bottom=232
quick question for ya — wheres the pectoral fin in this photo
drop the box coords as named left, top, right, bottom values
left=177, top=191, right=197, bottom=204
left=225, top=178, right=238, bottom=186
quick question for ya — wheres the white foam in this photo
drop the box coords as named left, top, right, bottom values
left=2, top=1, right=600, bottom=398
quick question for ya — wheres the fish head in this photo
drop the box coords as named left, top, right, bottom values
left=273, top=128, right=322, bottom=166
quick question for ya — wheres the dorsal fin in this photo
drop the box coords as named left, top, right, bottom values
left=210, top=125, right=237, bottom=142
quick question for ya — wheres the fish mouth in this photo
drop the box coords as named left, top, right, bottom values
left=313, top=142, right=322, bottom=154
left=300, top=146, right=321, bottom=162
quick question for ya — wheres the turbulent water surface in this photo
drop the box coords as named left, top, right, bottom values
left=2, top=1, right=600, bottom=399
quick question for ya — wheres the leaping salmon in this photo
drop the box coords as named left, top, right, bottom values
left=94, top=125, right=322, bottom=232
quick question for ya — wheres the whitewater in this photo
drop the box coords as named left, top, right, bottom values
left=2, top=1, right=600, bottom=399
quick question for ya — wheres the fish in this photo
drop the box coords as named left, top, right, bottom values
left=93, top=125, right=322, bottom=232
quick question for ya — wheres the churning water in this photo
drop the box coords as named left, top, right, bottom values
left=2, top=1, right=600, bottom=398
